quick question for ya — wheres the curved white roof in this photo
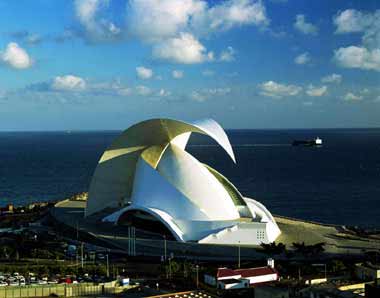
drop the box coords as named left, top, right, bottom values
left=86, top=118, right=235, bottom=216
left=86, top=118, right=281, bottom=245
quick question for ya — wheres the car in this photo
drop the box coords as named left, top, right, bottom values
left=38, top=280, right=48, bottom=285
left=0, top=282, right=7, bottom=287
left=9, top=281, right=19, bottom=286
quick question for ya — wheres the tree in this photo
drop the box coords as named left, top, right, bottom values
left=260, top=242, right=287, bottom=255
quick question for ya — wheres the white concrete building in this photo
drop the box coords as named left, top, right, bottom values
left=85, top=118, right=281, bottom=245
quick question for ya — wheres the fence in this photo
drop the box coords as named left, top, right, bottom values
left=0, top=282, right=125, bottom=298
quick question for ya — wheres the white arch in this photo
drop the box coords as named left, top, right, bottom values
left=86, top=118, right=235, bottom=216
left=106, top=205, right=185, bottom=242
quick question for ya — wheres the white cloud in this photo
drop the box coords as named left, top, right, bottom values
left=1, top=42, right=32, bottom=69
left=190, top=87, right=231, bottom=102
left=127, top=0, right=269, bottom=42
left=220, top=46, right=235, bottom=62
left=259, top=81, right=302, bottom=98
left=136, top=66, right=153, bottom=79
left=74, top=0, right=121, bottom=41
left=321, top=73, right=342, bottom=84
left=191, top=91, right=207, bottom=102
left=192, top=0, right=269, bottom=34
left=306, top=85, right=327, bottom=97
left=152, top=32, right=213, bottom=64
left=127, top=0, right=205, bottom=42
left=294, top=52, right=311, bottom=65
left=51, top=75, right=87, bottom=91
left=172, top=70, right=184, bottom=79
left=334, top=9, right=380, bottom=49
left=294, top=14, right=318, bottom=35
left=333, top=9, right=380, bottom=72
left=334, top=9, right=372, bottom=34
left=157, top=88, right=171, bottom=97
left=118, top=87, right=132, bottom=96
left=334, top=46, right=380, bottom=71
left=136, top=85, right=152, bottom=96
left=343, top=92, right=363, bottom=102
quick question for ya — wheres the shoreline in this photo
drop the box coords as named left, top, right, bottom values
left=2, top=195, right=379, bottom=234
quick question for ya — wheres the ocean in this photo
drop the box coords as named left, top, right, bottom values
left=0, top=129, right=379, bottom=228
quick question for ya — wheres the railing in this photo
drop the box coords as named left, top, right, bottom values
left=0, top=282, right=126, bottom=298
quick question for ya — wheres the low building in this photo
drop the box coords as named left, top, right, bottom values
left=217, top=278, right=249, bottom=290
left=204, top=259, right=279, bottom=289
left=355, top=262, right=380, bottom=281
left=0, top=204, right=14, bottom=214
left=300, top=284, right=362, bottom=298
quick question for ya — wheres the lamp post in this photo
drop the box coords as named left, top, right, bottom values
left=196, top=265, right=199, bottom=289
left=106, top=253, right=110, bottom=278
left=164, top=235, right=167, bottom=261
left=238, top=241, right=241, bottom=269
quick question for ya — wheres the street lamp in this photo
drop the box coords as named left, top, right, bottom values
left=163, top=235, right=167, bottom=261
left=196, top=265, right=199, bottom=289
left=106, top=253, right=110, bottom=278
left=238, top=241, right=241, bottom=269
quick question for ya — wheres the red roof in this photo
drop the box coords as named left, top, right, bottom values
left=217, top=266, right=278, bottom=279
left=235, top=267, right=277, bottom=278
left=217, top=268, right=240, bottom=278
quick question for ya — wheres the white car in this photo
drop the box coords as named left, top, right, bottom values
left=9, top=281, right=19, bottom=286
left=0, top=282, right=7, bottom=287
left=38, top=280, right=48, bottom=285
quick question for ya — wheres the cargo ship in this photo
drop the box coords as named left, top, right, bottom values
left=292, top=137, right=322, bottom=146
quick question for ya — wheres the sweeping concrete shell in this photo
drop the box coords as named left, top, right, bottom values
left=86, top=118, right=281, bottom=245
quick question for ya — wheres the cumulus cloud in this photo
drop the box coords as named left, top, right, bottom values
left=172, top=70, right=184, bottom=79
left=306, top=85, right=327, bottom=97
left=51, top=75, right=87, bottom=91
left=190, top=87, right=231, bottom=102
left=192, top=0, right=269, bottom=35
left=10, top=31, right=42, bottom=45
left=157, top=88, right=171, bottom=97
left=126, top=0, right=268, bottom=63
left=334, top=9, right=373, bottom=34
left=294, top=14, right=318, bottom=35
left=334, top=46, right=380, bottom=71
left=136, top=66, right=153, bottom=79
left=333, top=9, right=380, bottom=72
left=321, top=73, right=342, bottom=84
left=135, top=85, right=152, bottom=96
left=0, top=42, right=33, bottom=69
left=127, top=0, right=269, bottom=42
left=333, top=9, right=380, bottom=48
left=343, top=92, right=363, bottom=102
left=259, top=81, right=302, bottom=98
left=126, top=0, right=204, bottom=42
left=294, top=52, right=311, bottom=65
left=220, top=46, right=235, bottom=62
left=152, top=32, right=213, bottom=64
left=74, top=0, right=121, bottom=42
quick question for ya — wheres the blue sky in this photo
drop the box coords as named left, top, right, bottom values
left=0, top=0, right=379, bottom=130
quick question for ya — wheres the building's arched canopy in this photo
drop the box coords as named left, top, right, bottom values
left=86, top=118, right=235, bottom=216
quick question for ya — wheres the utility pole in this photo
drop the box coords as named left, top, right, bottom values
left=238, top=241, right=241, bottom=269
left=106, top=253, right=110, bottom=278
left=164, top=235, right=167, bottom=261
left=196, top=265, right=199, bottom=289
left=81, top=242, right=84, bottom=269
left=76, top=221, right=79, bottom=240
